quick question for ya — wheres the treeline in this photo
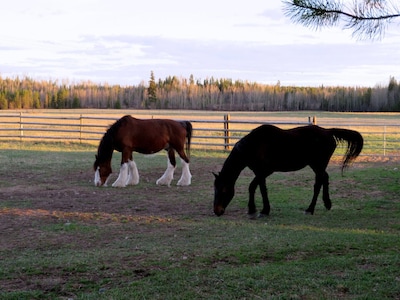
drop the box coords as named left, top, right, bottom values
left=0, top=73, right=399, bottom=111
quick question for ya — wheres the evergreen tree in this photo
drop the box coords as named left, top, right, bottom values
left=147, top=71, right=157, bottom=107
left=114, top=99, right=121, bottom=109
left=72, top=96, right=81, bottom=108
left=0, top=92, right=7, bottom=109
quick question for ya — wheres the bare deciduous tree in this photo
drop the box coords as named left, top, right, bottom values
left=283, top=0, right=400, bottom=39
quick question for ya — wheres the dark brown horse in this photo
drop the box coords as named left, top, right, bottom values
left=94, top=115, right=192, bottom=187
left=213, top=124, right=363, bottom=217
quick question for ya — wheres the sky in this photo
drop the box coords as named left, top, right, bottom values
left=1, top=0, right=399, bottom=88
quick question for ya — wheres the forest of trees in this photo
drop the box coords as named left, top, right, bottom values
left=0, top=73, right=399, bottom=112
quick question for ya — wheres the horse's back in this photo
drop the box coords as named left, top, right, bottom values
left=114, top=115, right=188, bottom=154
left=240, top=125, right=336, bottom=172
left=119, top=116, right=184, bottom=136
left=243, top=124, right=333, bottom=147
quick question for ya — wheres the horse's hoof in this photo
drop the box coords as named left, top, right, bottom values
left=177, top=180, right=191, bottom=186
left=257, top=213, right=267, bottom=218
left=304, top=210, right=314, bottom=215
left=248, top=213, right=258, bottom=220
left=156, top=179, right=172, bottom=187
left=126, top=179, right=139, bottom=185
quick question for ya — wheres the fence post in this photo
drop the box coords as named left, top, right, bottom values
left=224, top=114, right=230, bottom=150
left=19, top=112, right=23, bottom=142
left=308, top=116, right=317, bottom=125
left=312, top=116, right=317, bottom=125
left=383, top=125, right=386, bottom=156
left=80, top=115, right=83, bottom=144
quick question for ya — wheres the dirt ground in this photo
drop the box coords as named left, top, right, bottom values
left=1, top=154, right=398, bottom=243
left=1, top=154, right=397, bottom=227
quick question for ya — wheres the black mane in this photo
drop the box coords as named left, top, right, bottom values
left=95, top=116, right=129, bottom=165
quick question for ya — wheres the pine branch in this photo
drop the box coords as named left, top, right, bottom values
left=283, top=0, right=400, bottom=39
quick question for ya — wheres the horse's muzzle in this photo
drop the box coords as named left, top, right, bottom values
left=214, top=205, right=225, bottom=216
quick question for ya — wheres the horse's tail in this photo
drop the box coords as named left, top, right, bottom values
left=180, top=121, right=192, bottom=159
left=330, top=128, right=364, bottom=173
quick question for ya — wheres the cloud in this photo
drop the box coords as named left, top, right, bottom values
left=1, top=33, right=396, bottom=87
left=0, top=0, right=399, bottom=87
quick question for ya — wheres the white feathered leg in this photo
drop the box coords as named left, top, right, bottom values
left=177, top=159, right=192, bottom=186
left=126, top=160, right=139, bottom=185
left=156, top=159, right=175, bottom=186
left=112, top=162, right=129, bottom=187
left=94, top=167, right=101, bottom=186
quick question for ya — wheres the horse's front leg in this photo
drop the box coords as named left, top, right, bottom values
left=112, top=150, right=132, bottom=188
left=156, top=149, right=176, bottom=186
left=248, top=177, right=258, bottom=218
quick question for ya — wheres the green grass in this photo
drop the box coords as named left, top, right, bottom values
left=0, top=143, right=399, bottom=299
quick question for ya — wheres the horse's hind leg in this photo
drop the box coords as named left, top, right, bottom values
left=258, top=177, right=270, bottom=217
left=322, top=171, right=331, bottom=210
left=156, top=149, right=176, bottom=186
left=176, top=149, right=191, bottom=186
left=177, top=158, right=192, bottom=186
left=305, top=171, right=326, bottom=214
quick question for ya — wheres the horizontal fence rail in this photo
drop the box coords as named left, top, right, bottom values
left=0, top=112, right=399, bottom=157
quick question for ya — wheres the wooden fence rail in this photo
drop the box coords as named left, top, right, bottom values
left=0, top=112, right=399, bottom=157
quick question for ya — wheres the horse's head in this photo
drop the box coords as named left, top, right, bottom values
left=93, top=155, right=112, bottom=187
left=213, top=172, right=235, bottom=216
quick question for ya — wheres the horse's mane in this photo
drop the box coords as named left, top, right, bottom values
left=96, top=116, right=128, bottom=163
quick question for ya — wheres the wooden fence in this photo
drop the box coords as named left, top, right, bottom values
left=0, top=112, right=399, bottom=157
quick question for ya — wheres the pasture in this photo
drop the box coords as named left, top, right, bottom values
left=0, top=140, right=399, bottom=299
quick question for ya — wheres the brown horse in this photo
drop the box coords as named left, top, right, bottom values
left=213, top=124, right=363, bottom=217
left=94, top=115, right=192, bottom=187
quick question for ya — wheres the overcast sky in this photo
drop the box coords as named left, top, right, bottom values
left=1, top=0, right=399, bottom=87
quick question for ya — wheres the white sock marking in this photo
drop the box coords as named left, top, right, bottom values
left=177, top=159, right=192, bottom=186
left=156, top=159, right=175, bottom=186
left=126, top=160, right=139, bottom=185
left=112, top=162, right=129, bottom=187
left=94, top=167, right=101, bottom=186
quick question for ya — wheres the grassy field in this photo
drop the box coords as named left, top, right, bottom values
left=0, top=141, right=399, bottom=299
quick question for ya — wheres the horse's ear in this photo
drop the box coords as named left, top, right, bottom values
left=212, top=172, right=219, bottom=179
left=95, top=154, right=98, bottom=159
